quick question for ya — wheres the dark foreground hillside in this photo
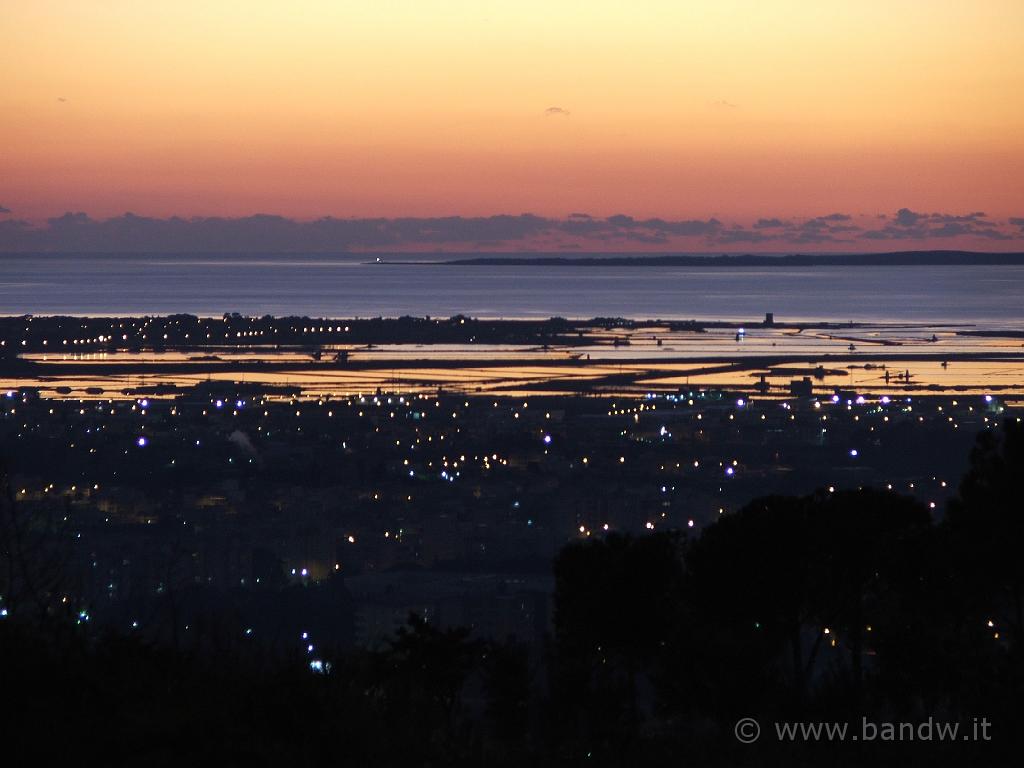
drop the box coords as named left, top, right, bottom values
left=3, top=420, right=1024, bottom=766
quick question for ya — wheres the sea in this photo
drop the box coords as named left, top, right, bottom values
left=1, top=253, right=1023, bottom=325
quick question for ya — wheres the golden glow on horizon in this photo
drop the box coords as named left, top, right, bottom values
left=2, top=0, right=1022, bottom=219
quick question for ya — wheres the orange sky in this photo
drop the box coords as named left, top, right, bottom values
left=2, top=1, right=1023, bottom=226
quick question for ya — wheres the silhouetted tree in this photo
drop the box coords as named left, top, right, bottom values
left=809, top=488, right=930, bottom=707
left=373, top=613, right=483, bottom=762
left=946, top=419, right=1024, bottom=646
left=551, top=532, right=684, bottom=762
left=684, top=495, right=818, bottom=715
left=482, top=637, right=532, bottom=747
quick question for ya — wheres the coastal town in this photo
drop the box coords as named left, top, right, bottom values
left=3, top=315, right=1017, bottom=652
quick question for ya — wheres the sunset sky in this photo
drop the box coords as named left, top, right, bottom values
left=2, top=0, right=1023, bottom=250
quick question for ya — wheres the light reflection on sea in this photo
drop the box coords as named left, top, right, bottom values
left=4, top=256, right=1024, bottom=398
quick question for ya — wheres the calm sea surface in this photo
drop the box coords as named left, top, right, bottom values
left=2, top=254, right=1022, bottom=325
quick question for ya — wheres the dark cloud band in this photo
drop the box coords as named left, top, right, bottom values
left=0, top=209, right=1019, bottom=252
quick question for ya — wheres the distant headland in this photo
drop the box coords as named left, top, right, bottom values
left=438, top=250, right=1024, bottom=267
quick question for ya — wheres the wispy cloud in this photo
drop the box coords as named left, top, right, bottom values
left=544, top=106, right=570, bottom=117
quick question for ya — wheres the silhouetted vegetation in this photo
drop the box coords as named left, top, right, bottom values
left=3, top=421, right=1023, bottom=765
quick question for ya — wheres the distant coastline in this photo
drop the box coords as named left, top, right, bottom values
left=437, top=250, right=1024, bottom=267
left=4, top=249, right=1024, bottom=267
